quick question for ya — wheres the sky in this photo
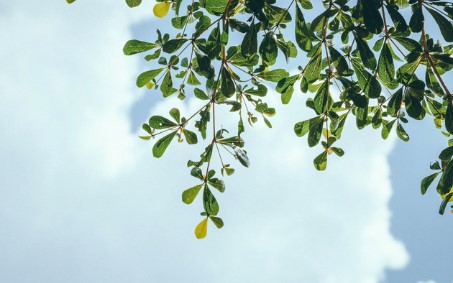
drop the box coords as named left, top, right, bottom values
left=0, top=1, right=451, bottom=283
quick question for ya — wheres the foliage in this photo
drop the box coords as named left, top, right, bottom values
left=68, top=0, right=453, bottom=238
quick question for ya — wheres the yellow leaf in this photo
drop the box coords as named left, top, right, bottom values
left=153, top=2, right=171, bottom=18
left=194, top=217, right=208, bottom=239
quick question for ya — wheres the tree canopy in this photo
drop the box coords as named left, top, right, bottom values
left=67, top=0, right=453, bottom=239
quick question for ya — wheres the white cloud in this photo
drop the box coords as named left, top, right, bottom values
left=0, top=1, right=408, bottom=283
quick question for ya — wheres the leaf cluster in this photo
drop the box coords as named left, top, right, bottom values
left=69, top=0, right=453, bottom=238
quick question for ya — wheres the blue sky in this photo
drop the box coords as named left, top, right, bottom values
left=0, top=1, right=452, bottom=282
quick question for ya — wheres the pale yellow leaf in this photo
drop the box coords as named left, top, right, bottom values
left=153, top=2, right=171, bottom=18
left=194, top=218, right=208, bottom=239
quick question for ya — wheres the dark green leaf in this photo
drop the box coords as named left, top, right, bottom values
left=314, top=151, right=328, bottom=171
left=439, top=146, right=453, bottom=161
left=162, top=39, right=188, bottom=53
left=203, top=187, right=219, bottom=216
left=221, top=67, right=236, bottom=98
left=409, top=5, right=424, bottom=32
left=439, top=192, right=453, bottom=215
left=149, top=116, right=177, bottom=129
left=426, top=7, right=453, bottom=42
left=210, top=216, right=224, bottom=228
left=378, top=42, right=395, bottom=87
left=208, top=178, right=225, bottom=193
left=259, top=32, right=278, bottom=66
left=257, top=69, right=289, bottom=83
left=123, top=40, right=158, bottom=55
left=446, top=103, right=453, bottom=135
left=355, top=35, right=377, bottom=70
left=153, top=131, right=177, bottom=158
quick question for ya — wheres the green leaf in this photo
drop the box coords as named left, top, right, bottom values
left=183, top=129, right=198, bottom=145
left=194, top=217, right=208, bottom=239
left=257, top=69, right=289, bottom=83
left=194, top=51, right=215, bottom=79
left=241, top=21, right=258, bottom=57
left=394, top=37, right=421, bottom=52
left=259, top=32, right=278, bottom=66
left=446, top=103, right=453, bottom=135
left=160, top=71, right=176, bottom=97
left=126, top=0, right=142, bottom=8
left=149, top=116, right=177, bottom=129
left=382, top=119, right=396, bottom=140
left=194, top=15, right=212, bottom=37
left=308, top=117, right=323, bottom=147
left=378, top=42, right=395, bottom=88
left=404, top=88, right=423, bottom=119
left=123, top=40, right=157, bottom=55
left=187, top=71, right=201, bottom=86
left=387, top=88, right=403, bottom=116
left=221, top=67, right=236, bottom=98
left=208, top=178, right=225, bottom=193
left=162, top=39, right=188, bottom=53
left=386, top=4, right=408, bottom=32
left=439, top=192, right=453, bottom=215
left=362, top=0, right=383, bottom=34
left=295, top=4, right=313, bottom=52
left=182, top=184, right=203, bottom=204
left=136, top=68, right=165, bottom=88
left=153, top=131, right=177, bottom=158
left=440, top=160, right=453, bottom=194
left=210, top=216, right=224, bottom=229
left=203, top=187, right=219, bottom=216
left=205, top=27, right=221, bottom=59
left=169, top=108, right=180, bottom=123
left=205, top=0, right=229, bottom=14
left=409, top=5, right=424, bottom=33
left=355, top=35, right=377, bottom=70
left=331, top=147, right=345, bottom=157
left=329, top=46, right=350, bottom=75
left=355, top=106, right=368, bottom=129
left=194, top=88, right=209, bottom=100
left=303, top=43, right=322, bottom=82
left=439, top=146, right=453, bottom=161
left=67, top=0, right=76, bottom=3
left=276, top=75, right=299, bottom=104
left=233, top=146, right=250, bottom=167
left=314, top=151, right=328, bottom=171
left=396, top=122, right=410, bottom=142
left=191, top=167, right=204, bottom=179
left=313, top=81, right=330, bottom=114
left=421, top=172, right=440, bottom=195
left=172, top=16, right=188, bottom=29
left=245, top=84, right=268, bottom=97
left=332, top=112, right=348, bottom=138
left=426, top=7, right=453, bottom=42
left=352, top=59, right=381, bottom=98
